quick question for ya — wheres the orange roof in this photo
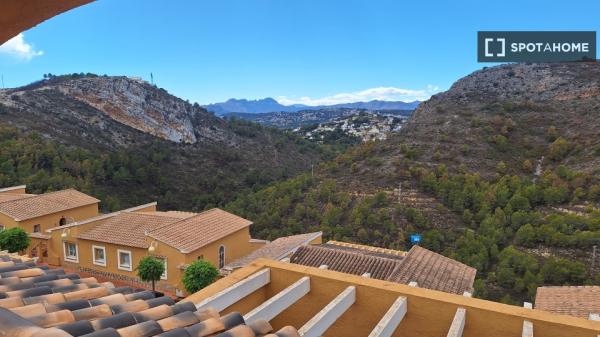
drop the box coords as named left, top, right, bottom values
left=76, top=212, right=184, bottom=248
left=0, top=189, right=99, bottom=221
left=386, top=245, right=476, bottom=294
left=535, top=286, right=600, bottom=318
left=147, top=208, right=253, bottom=253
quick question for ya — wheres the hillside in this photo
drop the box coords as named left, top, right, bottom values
left=226, top=63, right=600, bottom=303
left=401, top=62, right=600, bottom=177
left=0, top=74, right=329, bottom=211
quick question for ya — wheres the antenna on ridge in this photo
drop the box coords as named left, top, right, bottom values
left=1, top=74, right=4, bottom=89
left=150, top=72, right=154, bottom=85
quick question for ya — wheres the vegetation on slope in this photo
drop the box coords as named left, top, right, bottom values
left=226, top=137, right=600, bottom=303
left=0, top=125, right=328, bottom=211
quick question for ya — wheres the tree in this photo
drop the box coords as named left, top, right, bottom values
left=136, top=256, right=165, bottom=293
left=182, top=260, right=219, bottom=294
left=0, top=227, right=30, bottom=253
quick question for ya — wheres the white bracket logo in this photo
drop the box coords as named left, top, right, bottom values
left=484, top=37, right=505, bottom=57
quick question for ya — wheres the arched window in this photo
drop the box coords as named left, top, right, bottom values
left=59, top=217, right=67, bottom=226
left=218, top=245, right=225, bottom=268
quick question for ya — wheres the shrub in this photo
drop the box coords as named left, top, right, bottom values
left=182, top=260, right=219, bottom=294
left=136, top=256, right=165, bottom=292
left=0, top=227, right=30, bottom=253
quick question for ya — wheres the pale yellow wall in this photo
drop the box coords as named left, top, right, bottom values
left=184, top=227, right=255, bottom=268
left=20, top=203, right=99, bottom=233
left=0, top=186, right=26, bottom=194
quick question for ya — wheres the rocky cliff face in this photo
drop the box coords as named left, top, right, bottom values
left=0, top=75, right=232, bottom=144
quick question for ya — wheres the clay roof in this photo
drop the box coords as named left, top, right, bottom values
left=535, top=286, right=600, bottom=318
left=77, top=212, right=183, bottom=248
left=0, top=253, right=286, bottom=337
left=147, top=208, right=253, bottom=253
left=0, top=189, right=99, bottom=221
left=225, top=232, right=322, bottom=270
left=291, top=244, right=403, bottom=280
left=291, top=243, right=476, bottom=295
left=386, top=245, right=477, bottom=295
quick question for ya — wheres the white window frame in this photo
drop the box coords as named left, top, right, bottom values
left=117, top=249, right=133, bottom=271
left=63, top=241, right=78, bottom=263
left=158, top=257, right=167, bottom=280
left=92, top=245, right=107, bottom=267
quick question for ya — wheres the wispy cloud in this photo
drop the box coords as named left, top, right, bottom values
left=276, top=85, right=440, bottom=106
left=0, top=33, right=44, bottom=61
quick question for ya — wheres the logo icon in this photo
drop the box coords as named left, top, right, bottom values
left=484, top=38, right=505, bottom=57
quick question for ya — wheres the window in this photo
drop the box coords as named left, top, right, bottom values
left=197, top=255, right=204, bottom=260
left=157, top=257, right=167, bottom=280
left=0, top=224, right=5, bottom=231
left=33, top=224, right=40, bottom=233
left=93, top=245, right=106, bottom=267
left=218, top=245, right=225, bottom=269
left=59, top=217, right=67, bottom=226
left=118, top=249, right=132, bottom=271
left=63, top=242, right=78, bottom=262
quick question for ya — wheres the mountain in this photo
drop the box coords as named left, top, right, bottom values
left=204, top=97, right=420, bottom=115
left=399, top=62, right=600, bottom=177
left=203, top=98, right=303, bottom=115
left=0, top=74, right=329, bottom=210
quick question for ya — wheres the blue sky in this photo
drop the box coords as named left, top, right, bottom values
left=1, top=0, right=599, bottom=105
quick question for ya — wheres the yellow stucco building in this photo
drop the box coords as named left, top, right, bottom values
left=0, top=185, right=100, bottom=261
left=47, top=202, right=263, bottom=296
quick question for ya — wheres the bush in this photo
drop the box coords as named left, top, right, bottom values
left=136, top=256, right=165, bottom=292
left=182, top=260, right=219, bottom=294
left=0, top=227, right=30, bottom=253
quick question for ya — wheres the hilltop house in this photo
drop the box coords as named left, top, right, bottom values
left=46, top=202, right=267, bottom=296
left=0, top=185, right=100, bottom=261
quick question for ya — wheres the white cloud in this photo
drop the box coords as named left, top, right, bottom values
left=276, top=85, right=440, bottom=106
left=0, top=33, right=44, bottom=61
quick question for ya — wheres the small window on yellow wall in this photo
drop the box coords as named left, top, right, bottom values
left=219, top=245, right=225, bottom=268
left=63, top=242, right=78, bottom=263
left=93, top=245, right=106, bottom=267
left=0, top=224, right=4, bottom=231
left=197, top=255, right=204, bottom=260
left=33, top=224, right=40, bottom=233
left=118, top=249, right=132, bottom=271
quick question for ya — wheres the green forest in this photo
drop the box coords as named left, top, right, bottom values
left=1, top=122, right=599, bottom=303
left=226, top=147, right=600, bottom=303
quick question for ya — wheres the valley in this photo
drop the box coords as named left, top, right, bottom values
left=1, top=63, right=599, bottom=304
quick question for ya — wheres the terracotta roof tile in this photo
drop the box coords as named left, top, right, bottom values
left=0, top=189, right=99, bottom=221
left=225, top=232, right=322, bottom=270
left=386, top=245, right=476, bottom=294
left=76, top=213, right=183, bottom=248
left=290, top=245, right=402, bottom=280
left=147, top=209, right=253, bottom=253
left=535, top=286, right=600, bottom=318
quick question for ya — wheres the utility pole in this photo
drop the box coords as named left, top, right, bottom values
left=592, top=245, right=597, bottom=272
left=311, top=163, right=314, bottom=181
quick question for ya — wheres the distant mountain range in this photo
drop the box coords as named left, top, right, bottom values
left=203, top=97, right=421, bottom=115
